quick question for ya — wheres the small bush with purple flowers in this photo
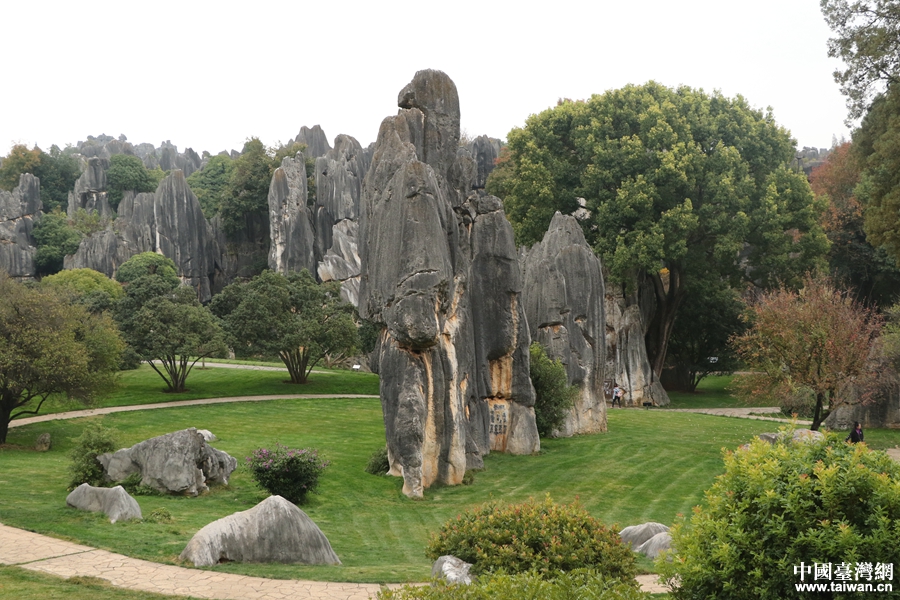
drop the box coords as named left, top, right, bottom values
left=245, top=444, right=330, bottom=504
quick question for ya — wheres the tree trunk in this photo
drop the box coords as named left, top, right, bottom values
left=810, top=393, right=827, bottom=431
left=0, top=405, right=12, bottom=444
left=645, top=267, right=686, bottom=378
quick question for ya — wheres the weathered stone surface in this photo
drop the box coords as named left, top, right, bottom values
left=66, top=484, right=142, bottom=523
left=98, top=428, right=236, bottom=496
left=180, top=495, right=340, bottom=566
left=294, top=125, right=331, bottom=159
left=0, top=173, right=41, bottom=278
left=756, top=429, right=825, bottom=445
left=196, top=429, right=217, bottom=442
left=67, top=157, right=114, bottom=220
left=466, top=135, right=502, bottom=190
left=522, top=212, right=607, bottom=435
left=69, top=171, right=224, bottom=302
left=360, top=70, right=538, bottom=498
left=604, top=272, right=671, bottom=406
left=431, top=555, right=473, bottom=585
left=637, top=531, right=672, bottom=558
left=619, top=522, right=669, bottom=550
left=825, top=384, right=900, bottom=430
left=268, top=154, right=316, bottom=275
left=34, top=433, right=51, bottom=451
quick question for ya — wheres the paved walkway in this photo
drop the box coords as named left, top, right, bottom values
left=5, top=392, right=725, bottom=598
left=662, top=405, right=813, bottom=425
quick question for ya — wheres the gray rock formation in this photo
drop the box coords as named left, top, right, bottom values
left=179, top=495, right=340, bottom=566
left=636, top=531, right=672, bottom=558
left=294, top=125, right=331, bottom=159
left=0, top=173, right=41, bottom=278
left=360, top=70, right=538, bottom=498
left=604, top=273, right=670, bottom=406
left=466, top=135, right=502, bottom=190
left=68, top=171, right=224, bottom=301
left=619, top=522, right=670, bottom=550
left=432, top=555, right=473, bottom=585
left=98, top=428, right=236, bottom=496
left=521, top=212, right=607, bottom=436
left=34, top=433, right=51, bottom=451
left=268, top=154, right=316, bottom=275
left=824, top=384, right=900, bottom=430
left=66, top=484, right=142, bottom=523
left=314, top=134, right=369, bottom=305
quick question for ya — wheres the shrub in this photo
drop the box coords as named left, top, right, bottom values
left=365, top=446, right=390, bottom=475
left=68, top=421, right=118, bottom=489
left=246, top=444, right=330, bottom=504
left=529, top=343, right=578, bottom=437
left=426, top=496, right=636, bottom=581
left=377, top=570, right=648, bottom=600
left=658, top=429, right=900, bottom=599
left=145, top=508, right=174, bottom=524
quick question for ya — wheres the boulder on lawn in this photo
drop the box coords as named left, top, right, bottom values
left=636, top=531, right=672, bottom=558
left=34, top=433, right=51, bottom=451
left=619, top=522, right=669, bottom=550
left=196, top=429, right=217, bottom=442
left=432, top=555, right=473, bottom=584
left=98, top=428, right=236, bottom=496
left=180, top=495, right=341, bottom=566
left=66, top=484, right=142, bottom=523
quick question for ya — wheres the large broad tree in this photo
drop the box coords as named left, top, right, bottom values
left=211, top=270, right=358, bottom=384
left=730, top=274, right=882, bottom=430
left=490, top=83, right=828, bottom=376
left=0, top=272, right=123, bottom=443
left=821, top=0, right=900, bottom=120
left=123, top=286, right=227, bottom=393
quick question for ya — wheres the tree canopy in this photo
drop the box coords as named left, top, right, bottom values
left=821, top=0, right=900, bottom=120
left=106, top=154, right=163, bottom=208
left=115, top=252, right=180, bottom=286
left=730, top=274, right=883, bottom=430
left=490, top=83, right=828, bottom=375
left=211, top=270, right=358, bottom=384
left=121, top=286, right=227, bottom=393
left=31, top=211, right=83, bottom=276
left=0, top=144, right=81, bottom=212
left=186, top=153, right=235, bottom=218
left=0, top=272, right=123, bottom=443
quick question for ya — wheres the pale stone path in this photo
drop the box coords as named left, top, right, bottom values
left=658, top=405, right=813, bottom=425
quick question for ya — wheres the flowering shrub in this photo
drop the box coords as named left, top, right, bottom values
left=245, top=444, right=329, bottom=504
left=426, top=496, right=636, bottom=581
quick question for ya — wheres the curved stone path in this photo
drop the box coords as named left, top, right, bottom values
left=9, top=390, right=797, bottom=597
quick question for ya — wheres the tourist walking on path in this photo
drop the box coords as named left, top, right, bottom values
left=847, top=421, right=864, bottom=443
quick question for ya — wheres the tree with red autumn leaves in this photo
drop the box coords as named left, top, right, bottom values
left=730, top=274, right=883, bottom=430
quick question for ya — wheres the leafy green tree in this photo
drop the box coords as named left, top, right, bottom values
left=217, top=139, right=307, bottom=235
left=0, top=273, right=123, bottom=443
left=122, top=286, right=227, bottom=392
left=664, top=276, right=745, bottom=392
left=106, top=154, right=161, bottom=208
left=659, top=431, right=900, bottom=599
left=211, top=270, right=358, bottom=384
left=529, top=342, right=578, bottom=437
left=821, top=0, right=900, bottom=120
left=186, top=154, right=235, bottom=218
left=31, top=211, right=83, bottom=275
left=809, top=141, right=900, bottom=306
left=491, top=83, right=828, bottom=376
left=115, top=251, right=180, bottom=286
left=41, top=268, right=124, bottom=314
left=35, top=145, right=82, bottom=212
left=0, top=144, right=42, bottom=191
left=730, top=274, right=882, bottom=430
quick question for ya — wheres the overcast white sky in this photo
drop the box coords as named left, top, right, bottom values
left=1, top=0, right=851, bottom=157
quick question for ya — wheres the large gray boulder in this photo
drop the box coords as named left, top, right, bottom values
left=97, top=428, right=236, bottom=496
left=432, top=555, right=473, bottom=585
left=824, top=383, right=900, bottom=430
left=521, top=212, right=607, bottom=435
left=268, top=154, right=316, bottom=275
left=360, top=70, right=538, bottom=498
left=619, top=522, right=669, bottom=550
left=66, top=484, right=142, bottom=523
left=0, top=173, right=41, bottom=278
left=180, top=495, right=340, bottom=566
left=636, top=531, right=672, bottom=558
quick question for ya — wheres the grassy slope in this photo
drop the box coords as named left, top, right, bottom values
left=664, top=375, right=780, bottom=409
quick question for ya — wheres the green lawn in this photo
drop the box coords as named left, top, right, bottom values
left=2, top=398, right=797, bottom=584
left=664, top=375, right=781, bottom=409
left=33, top=363, right=380, bottom=416
left=0, top=567, right=196, bottom=600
